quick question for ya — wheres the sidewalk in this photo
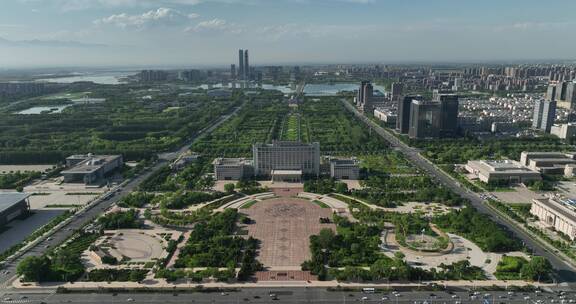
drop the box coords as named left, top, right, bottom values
left=12, top=278, right=553, bottom=291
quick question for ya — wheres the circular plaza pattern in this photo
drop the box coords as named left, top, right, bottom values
left=108, top=231, right=164, bottom=262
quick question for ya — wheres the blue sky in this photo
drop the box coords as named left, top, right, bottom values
left=1, top=0, right=575, bottom=68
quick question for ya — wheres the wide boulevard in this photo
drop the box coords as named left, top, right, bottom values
left=341, top=99, right=576, bottom=286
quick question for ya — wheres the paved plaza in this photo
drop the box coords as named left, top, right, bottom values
left=242, top=198, right=335, bottom=268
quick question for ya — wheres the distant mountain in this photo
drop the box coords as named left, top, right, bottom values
left=0, top=37, right=107, bottom=48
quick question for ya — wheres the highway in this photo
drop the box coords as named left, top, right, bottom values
left=0, top=103, right=244, bottom=296
left=340, top=99, right=576, bottom=285
left=1, top=288, right=574, bottom=304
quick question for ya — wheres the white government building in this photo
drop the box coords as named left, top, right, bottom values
left=213, top=141, right=359, bottom=182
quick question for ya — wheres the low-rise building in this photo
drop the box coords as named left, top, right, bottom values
left=551, top=123, right=576, bottom=140
left=531, top=198, right=576, bottom=240
left=373, top=108, right=397, bottom=125
left=464, top=160, right=541, bottom=184
left=0, top=193, right=30, bottom=227
left=330, top=158, right=360, bottom=180
left=253, top=141, right=320, bottom=178
left=520, top=151, right=576, bottom=175
left=212, top=158, right=253, bottom=181
left=171, top=153, right=200, bottom=170
left=565, top=164, right=576, bottom=178
left=61, top=154, right=123, bottom=184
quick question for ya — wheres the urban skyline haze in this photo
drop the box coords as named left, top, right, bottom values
left=1, top=0, right=576, bottom=67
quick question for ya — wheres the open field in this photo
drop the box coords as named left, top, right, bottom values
left=0, top=164, right=54, bottom=173
left=242, top=198, right=336, bottom=267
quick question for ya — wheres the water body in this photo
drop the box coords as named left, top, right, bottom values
left=181, top=83, right=296, bottom=94
left=36, top=71, right=134, bottom=85
left=183, top=82, right=384, bottom=96
left=303, top=83, right=386, bottom=96
left=17, top=105, right=71, bottom=114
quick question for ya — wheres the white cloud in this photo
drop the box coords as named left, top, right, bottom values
left=187, top=18, right=242, bottom=34
left=94, top=7, right=198, bottom=29
left=19, top=0, right=253, bottom=11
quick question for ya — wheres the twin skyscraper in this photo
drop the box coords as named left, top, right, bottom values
left=232, top=49, right=250, bottom=81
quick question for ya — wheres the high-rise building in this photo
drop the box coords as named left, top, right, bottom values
left=541, top=100, right=557, bottom=133
left=452, top=77, right=463, bottom=91
left=238, top=49, right=244, bottom=80
left=547, top=83, right=557, bottom=101
left=244, top=49, right=250, bottom=80
left=357, top=81, right=374, bottom=112
left=390, top=82, right=403, bottom=102
left=533, top=100, right=544, bottom=129
left=139, top=70, right=168, bottom=82
left=436, top=93, right=459, bottom=137
left=357, top=81, right=367, bottom=105
left=397, top=95, right=422, bottom=134
left=533, top=99, right=557, bottom=133
left=408, top=100, right=440, bottom=139
left=550, top=81, right=576, bottom=110
left=361, top=82, right=374, bottom=113
left=566, top=82, right=576, bottom=110
left=230, top=64, right=236, bottom=78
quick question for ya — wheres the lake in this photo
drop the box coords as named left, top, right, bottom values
left=303, top=83, right=386, bottom=96
left=17, top=105, right=71, bottom=115
left=36, top=71, right=135, bottom=85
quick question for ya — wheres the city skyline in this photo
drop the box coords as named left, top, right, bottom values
left=1, top=0, right=576, bottom=67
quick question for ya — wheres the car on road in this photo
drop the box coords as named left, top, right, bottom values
left=126, top=298, right=134, bottom=302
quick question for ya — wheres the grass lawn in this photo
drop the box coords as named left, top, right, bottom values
left=240, top=200, right=258, bottom=209
left=312, top=200, right=330, bottom=208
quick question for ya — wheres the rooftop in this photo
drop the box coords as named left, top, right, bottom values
left=468, top=160, right=538, bottom=173
left=0, top=192, right=29, bottom=214
left=330, top=158, right=359, bottom=166
left=212, top=158, right=250, bottom=166
left=61, top=155, right=121, bottom=174
left=255, top=141, right=319, bottom=148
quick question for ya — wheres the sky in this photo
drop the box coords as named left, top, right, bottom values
left=1, top=0, right=576, bottom=68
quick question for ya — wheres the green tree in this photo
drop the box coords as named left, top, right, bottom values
left=224, top=183, right=235, bottom=193
left=335, top=182, right=348, bottom=194
left=317, top=228, right=336, bottom=249
left=521, top=256, right=552, bottom=281
left=17, top=256, right=50, bottom=282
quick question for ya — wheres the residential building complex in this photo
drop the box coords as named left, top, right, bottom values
left=547, top=81, right=576, bottom=110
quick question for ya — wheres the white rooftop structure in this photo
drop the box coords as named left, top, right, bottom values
left=465, top=159, right=541, bottom=184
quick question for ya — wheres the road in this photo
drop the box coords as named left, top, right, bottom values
left=0, top=102, right=244, bottom=295
left=340, top=99, right=576, bottom=285
left=0, top=288, right=573, bottom=304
